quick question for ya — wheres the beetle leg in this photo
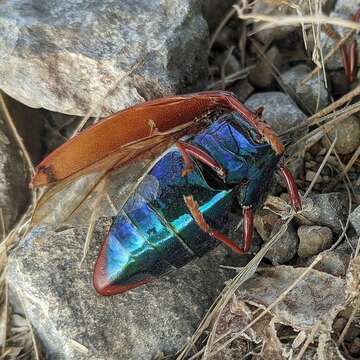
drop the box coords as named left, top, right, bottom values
left=242, top=206, right=254, bottom=253
left=278, top=165, right=302, bottom=212
left=184, top=195, right=250, bottom=254
left=176, top=141, right=226, bottom=179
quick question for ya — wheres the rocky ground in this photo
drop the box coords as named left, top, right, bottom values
left=1, top=0, right=360, bottom=359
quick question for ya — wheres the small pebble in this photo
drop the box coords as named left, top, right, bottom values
left=305, top=170, right=322, bottom=183
left=265, top=222, right=299, bottom=264
left=249, top=46, right=281, bottom=88
left=350, top=337, right=360, bottom=355
left=254, top=209, right=280, bottom=242
left=324, top=115, right=360, bottom=155
left=333, top=317, right=347, bottom=334
left=297, top=225, right=333, bottom=257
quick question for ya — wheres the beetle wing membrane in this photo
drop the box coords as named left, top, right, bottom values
left=31, top=140, right=171, bottom=227
left=31, top=94, right=212, bottom=188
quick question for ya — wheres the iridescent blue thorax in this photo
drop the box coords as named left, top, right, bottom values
left=94, top=112, right=281, bottom=295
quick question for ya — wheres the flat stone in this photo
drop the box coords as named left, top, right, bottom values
left=7, top=224, right=230, bottom=360
left=0, top=0, right=208, bottom=116
left=245, top=92, right=306, bottom=135
left=305, top=251, right=350, bottom=277
left=297, top=225, right=333, bottom=257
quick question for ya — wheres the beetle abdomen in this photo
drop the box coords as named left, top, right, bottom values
left=93, top=149, right=233, bottom=296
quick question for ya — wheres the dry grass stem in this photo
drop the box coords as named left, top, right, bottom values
left=295, top=320, right=322, bottom=360
left=300, top=29, right=355, bottom=85
left=234, top=4, right=360, bottom=32
left=0, top=93, right=34, bottom=176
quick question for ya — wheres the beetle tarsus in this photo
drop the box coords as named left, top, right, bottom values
left=278, top=165, right=302, bottom=212
left=176, top=141, right=226, bottom=179
left=184, top=195, right=248, bottom=254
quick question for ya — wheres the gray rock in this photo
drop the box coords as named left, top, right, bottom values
left=215, top=52, right=241, bottom=77
left=0, top=0, right=208, bottom=116
left=298, top=192, right=349, bottom=235
left=281, top=64, right=329, bottom=113
left=297, top=225, right=333, bottom=257
left=324, top=115, right=360, bottom=155
left=229, top=79, right=254, bottom=102
left=0, top=114, right=29, bottom=231
left=7, top=224, right=230, bottom=360
left=264, top=222, right=299, bottom=264
left=254, top=209, right=279, bottom=242
left=350, top=205, right=360, bottom=236
left=320, top=11, right=360, bottom=71
left=201, top=0, right=235, bottom=32
left=249, top=46, right=282, bottom=88
left=334, top=0, right=360, bottom=16
left=245, top=92, right=306, bottom=135
left=305, top=250, right=350, bottom=277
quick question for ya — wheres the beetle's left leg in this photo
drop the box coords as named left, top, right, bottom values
left=278, top=165, right=302, bottom=212
left=176, top=141, right=226, bottom=179
left=184, top=195, right=253, bottom=254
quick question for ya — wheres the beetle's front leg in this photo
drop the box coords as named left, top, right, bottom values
left=176, top=141, right=226, bottom=179
left=184, top=195, right=254, bottom=254
left=278, top=165, right=302, bottom=212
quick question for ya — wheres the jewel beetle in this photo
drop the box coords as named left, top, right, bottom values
left=31, top=91, right=301, bottom=296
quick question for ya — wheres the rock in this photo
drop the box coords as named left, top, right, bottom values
left=215, top=52, right=242, bottom=76
left=320, top=11, right=360, bottom=71
left=228, top=79, right=254, bottom=102
left=201, top=0, right=235, bottom=32
left=236, top=265, right=346, bottom=330
left=0, top=0, right=208, bottom=116
left=0, top=114, right=29, bottom=231
left=330, top=70, right=350, bottom=97
left=324, top=115, right=360, bottom=155
left=245, top=92, right=306, bottom=135
left=334, top=0, right=360, bottom=17
left=350, top=337, right=360, bottom=356
left=7, top=224, right=230, bottom=360
left=264, top=222, right=299, bottom=264
left=281, top=64, right=329, bottom=113
left=249, top=46, right=282, bottom=88
left=297, top=225, right=333, bottom=257
left=298, top=192, right=348, bottom=234
left=305, top=251, right=349, bottom=277
left=254, top=209, right=279, bottom=242
left=350, top=205, right=360, bottom=235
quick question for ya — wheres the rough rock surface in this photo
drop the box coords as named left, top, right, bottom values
left=299, top=192, right=349, bottom=235
left=320, top=11, right=360, bottom=71
left=0, top=114, right=29, bottom=231
left=7, top=224, right=230, bottom=360
left=245, top=92, right=306, bottom=135
left=328, top=116, right=360, bottom=154
left=281, top=64, right=329, bottom=113
left=350, top=205, right=360, bottom=235
left=264, top=223, right=299, bottom=264
left=297, top=225, right=333, bottom=257
left=0, top=0, right=208, bottom=116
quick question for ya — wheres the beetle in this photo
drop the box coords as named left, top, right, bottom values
left=31, top=91, right=301, bottom=296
